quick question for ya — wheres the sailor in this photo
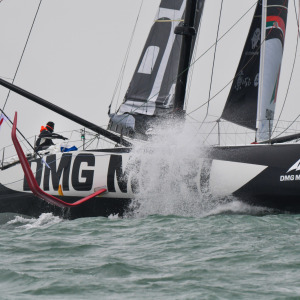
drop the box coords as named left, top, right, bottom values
left=34, top=121, right=67, bottom=152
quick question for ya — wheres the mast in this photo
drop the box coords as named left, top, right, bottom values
left=256, top=0, right=267, bottom=139
left=0, top=77, right=131, bottom=147
left=173, top=0, right=197, bottom=113
left=256, top=0, right=288, bottom=141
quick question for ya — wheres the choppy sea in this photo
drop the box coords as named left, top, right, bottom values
left=2, top=125, right=300, bottom=299
left=1, top=200, right=300, bottom=300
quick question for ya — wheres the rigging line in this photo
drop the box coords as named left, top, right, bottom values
left=84, top=136, right=99, bottom=150
left=110, top=1, right=258, bottom=129
left=0, top=108, right=43, bottom=160
left=187, top=0, right=286, bottom=118
left=186, top=114, right=219, bottom=124
left=117, top=0, right=144, bottom=114
left=0, top=75, right=13, bottom=81
left=272, top=0, right=300, bottom=137
left=185, top=2, right=204, bottom=111
left=184, top=32, right=200, bottom=112
left=110, top=0, right=144, bottom=113
left=198, top=0, right=224, bottom=131
left=203, top=121, right=217, bottom=145
left=157, top=1, right=258, bottom=110
left=185, top=3, right=208, bottom=126
left=272, top=114, right=300, bottom=139
left=185, top=1, right=258, bottom=85
left=2, top=0, right=43, bottom=111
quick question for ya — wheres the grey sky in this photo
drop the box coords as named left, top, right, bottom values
left=0, top=0, right=299, bottom=148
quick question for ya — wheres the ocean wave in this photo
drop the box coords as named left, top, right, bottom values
left=6, top=213, right=62, bottom=229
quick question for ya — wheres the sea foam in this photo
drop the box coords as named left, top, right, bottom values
left=7, top=213, right=62, bottom=229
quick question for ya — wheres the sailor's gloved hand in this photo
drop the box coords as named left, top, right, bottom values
left=63, top=137, right=68, bottom=140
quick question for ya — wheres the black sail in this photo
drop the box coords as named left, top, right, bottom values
left=108, top=0, right=205, bottom=138
left=221, top=2, right=262, bottom=130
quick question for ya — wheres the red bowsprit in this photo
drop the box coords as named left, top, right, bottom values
left=11, top=112, right=107, bottom=208
left=0, top=116, right=4, bottom=126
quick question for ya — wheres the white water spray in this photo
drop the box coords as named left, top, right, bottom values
left=124, top=120, right=272, bottom=218
left=126, top=120, right=221, bottom=217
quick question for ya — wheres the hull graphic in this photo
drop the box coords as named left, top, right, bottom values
left=2, top=143, right=300, bottom=218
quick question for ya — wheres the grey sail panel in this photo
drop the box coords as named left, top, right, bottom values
left=108, top=0, right=205, bottom=138
left=120, top=18, right=176, bottom=112
left=221, top=2, right=262, bottom=130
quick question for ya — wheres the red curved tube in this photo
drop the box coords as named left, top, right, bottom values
left=11, top=112, right=107, bottom=208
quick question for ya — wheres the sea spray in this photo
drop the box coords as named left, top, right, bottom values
left=126, top=120, right=225, bottom=217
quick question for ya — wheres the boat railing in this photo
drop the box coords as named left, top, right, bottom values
left=185, top=118, right=300, bottom=146
left=0, top=127, right=117, bottom=170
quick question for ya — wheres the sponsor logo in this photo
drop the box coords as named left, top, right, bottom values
left=287, top=159, right=300, bottom=173
left=234, top=71, right=251, bottom=91
left=107, top=154, right=139, bottom=194
left=25, top=153, right=139, bottom=195
left=24, top=153, right=95, bottom=192
left=280, top=159, right=300, bottom=181
left=251, top=28, right=260, bottom=49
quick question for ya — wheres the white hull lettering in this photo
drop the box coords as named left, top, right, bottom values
left=24, top=153, right=95, bottom=191
left=107, top=155, right=140, bottom=194
left=280, top=174, right=300, bottom=182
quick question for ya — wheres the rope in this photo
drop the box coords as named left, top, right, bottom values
left=203, top=121, right=217, bottom=145
left=272, top=114, right=300, bottom=139
left=110, top=0, right=144, bottom=113
left=110, top=1, right=258, bottom=129
left=0, top=108, right=44, bottom=160
left=184, top=1, right=203, bottom=111
left=0, top=1, right=44, bottom=158
left=2, top=0, right=43, bottom=110
left=198, top=0, right=224, bottom=130
left=0, top=75, right=13, bottom=81
left=187, top=0, right=288, bottom=118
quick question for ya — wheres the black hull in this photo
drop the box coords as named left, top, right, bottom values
left=233, top=194, right=300, bottom=213
left=208, top=144, right=300, bottom=212
left=2, top=143, right=300, bottom=218
left=0, top=184, right=131, bottom=219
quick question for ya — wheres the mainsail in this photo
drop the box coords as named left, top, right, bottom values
left=221, top=0, right=288, bottom=141
left=108, top=0, right=205, bottom=138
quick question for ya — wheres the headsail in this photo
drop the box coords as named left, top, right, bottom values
left=108, top=0, right=205, bottom=139
left=221, top=2, right=262, bottom=130
left=256, top=0, right=288, bottom=141
left=221, top=0, right=288, bottom=141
